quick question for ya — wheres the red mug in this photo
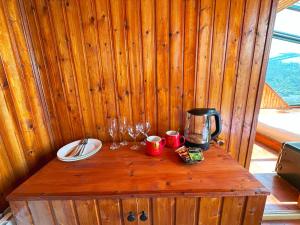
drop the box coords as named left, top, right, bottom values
left=146, top=136, right=166, bottom=156
left=165, top=130, right=185, bottom=148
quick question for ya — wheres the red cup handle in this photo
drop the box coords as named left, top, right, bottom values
left=180, top=135, right=185, bottom=145
left=161, top=138, right=166, bottom=147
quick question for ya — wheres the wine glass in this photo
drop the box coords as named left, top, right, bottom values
left=119, top=117, right=128, bottom=146
left=128, top=124, right=140, bottom=150
left=108, top=118, right=120, bottom=150
left=137, top=121, right=151, bottom=145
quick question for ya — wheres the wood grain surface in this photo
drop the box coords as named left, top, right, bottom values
left=10, top=196, right=267, bottom=225
left=0, top=0, right=278, bottom=211
left=7, top=144, right=268, bottom=201
left=260, top=84, right=289, bottom=109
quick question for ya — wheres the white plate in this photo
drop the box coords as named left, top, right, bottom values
left=57, top=138, right=102, bottom=162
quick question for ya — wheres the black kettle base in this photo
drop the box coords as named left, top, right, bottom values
left=184, top=140, right=210, bottom=150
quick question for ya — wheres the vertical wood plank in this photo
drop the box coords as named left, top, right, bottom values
left=77, top=0, right=108, bottom=139
left=0, top=0, right=40, bottom=170
left=32, top=0, right=74, bottom=144
left=141, top=0, right=157, bottom=134
left=245, top=0, right=278, bottom=169
left=52, top=200, right=78, bottom=225
left=220, top=0, right=246, bottom=150
left=153, top=197, right=175, bottom=225
left=28, top=200, right=55, bottom=225
left=0, top=135, right=15, bottom=210
left=238, top=0, right=273, bottom=166
left=75, top=199, right=100, bottom=225
left=98, top=199, right=122, bottom=225
left=208, top=0, right=230, bottom=111
left=122, top=198, right=138, bottom=225
left=10, top=201, right=33, bottom=225
left=109, top=0, right=132, bottom=122
left=242, top=196, right=266, bottom=225
left=125, top=0, right=145, bottom=125
left=195, top=0, right=215, bottom=108
left=0, top=57, right=28, bottom=179
left=21, top=0, right=64, bottom=149
left=122, top=198, right=151, bottom=225
left=5, top=0, right=53, bottom=158
left=47, top=0, right=84, bottom=140
left=170, top=0, right=184, bottom=131
left=63, top=0, right=98, bottom=138
left=220, top=197, right=245, bottom=225
left=176, top=197, right=198, bottom=225
left=94, top=0, right=118, bottom=121
left=228, top=0, right=261, bottom=160
left=156, top=0, right=170, bottom=135
left=198, top=197, right=222, bottom=225
left=136, top=198, right=151, bottom=225
left=182, top=0, right=198, bottom=120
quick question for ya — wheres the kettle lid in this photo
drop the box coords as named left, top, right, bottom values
left=187, top=108, right=217, bottom=116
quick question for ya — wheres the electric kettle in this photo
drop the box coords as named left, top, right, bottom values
left=184, top=108, right=222, bottom=150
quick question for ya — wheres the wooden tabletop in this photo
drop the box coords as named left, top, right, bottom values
left=7, top=144, right=269, bottom=201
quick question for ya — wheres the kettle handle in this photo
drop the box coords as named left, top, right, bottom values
left=211, top=111, right=222, bottom=140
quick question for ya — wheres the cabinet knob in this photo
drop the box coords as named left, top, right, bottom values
left=140, top=211, right=148, bottom=221
left=127, top=211, right=136, bottom=222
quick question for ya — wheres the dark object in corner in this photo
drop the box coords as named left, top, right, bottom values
left=276, top=142, right=300, bottom=190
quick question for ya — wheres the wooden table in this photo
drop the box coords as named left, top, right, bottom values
left=8, top=144, right=269, bottom=225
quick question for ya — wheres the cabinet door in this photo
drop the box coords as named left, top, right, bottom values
left=122, top=198, right=151, bottom=225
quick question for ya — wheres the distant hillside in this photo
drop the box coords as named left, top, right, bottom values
left=266, top=53, right=300, bottom=105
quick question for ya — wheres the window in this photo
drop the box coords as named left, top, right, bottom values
left=266, top=1, right=300, bottom=106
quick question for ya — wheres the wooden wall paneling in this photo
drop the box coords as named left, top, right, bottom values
left=220, top=0, right=246, bottom=149
left=28, top=200, right=55, bottom=225
left=98, top=199, right=122, bottom=225
left=156, top=0, right=170, bottom=135
left=10, top=201, right=33, bottom=225
left=125, top=0, right=145, bottom=125
left=242, top=196, right=266, bottom=225
left=77, top=0, right=108, bottom=139
left=0, top=57, right=28, bottom=179
left=170, top=0, right=184, bottom=131
left=94, top=0, right=118, bottom=123
left=0, top=0, right=48, bottom=171
left=21, top=0, right=63, bottom=149
left=175, top=197, right=199, bottom=225
left=75, top=199, right=101, bottom=225
left=140, top=0, right=157, bottom=135
left=238, top=0, right=274, bottom=166
left=47, top=0, right=84, bottom=140
left=260, top=83, right=289, bottom=109
left=152, top=197, right=175, bottom=225
left=32, top=0, right=74, bottom=144
left=198, top=197, right=222, bottom=225
left=5, top=0, right=53, bottom=158
left=51, top=200, right=78, bottom=225
left=208, top=0, right=230, bottom=111
left=245, top=0, right=279, bottom=169
left=109, top=0, right=132, bottom=123
left=0, top=135, right=15, bottom=210
left=277, top=0, right=298, bottom=11
left=64, top=0, right=98, bottom=138
left=182, top=0, right=198, bottom=122
left=220, top=197, right=246, bottom=225
left=195, top=0, right=215, bottom=109
left=228, top=0, right=261, bottom=160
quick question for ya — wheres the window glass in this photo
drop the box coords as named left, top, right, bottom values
left=266, top=1, right=300, bottom=106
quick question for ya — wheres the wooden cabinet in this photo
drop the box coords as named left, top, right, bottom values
left=10, top=196, right=266, bottom=225
left=8, top=145, right=268, bottom=225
